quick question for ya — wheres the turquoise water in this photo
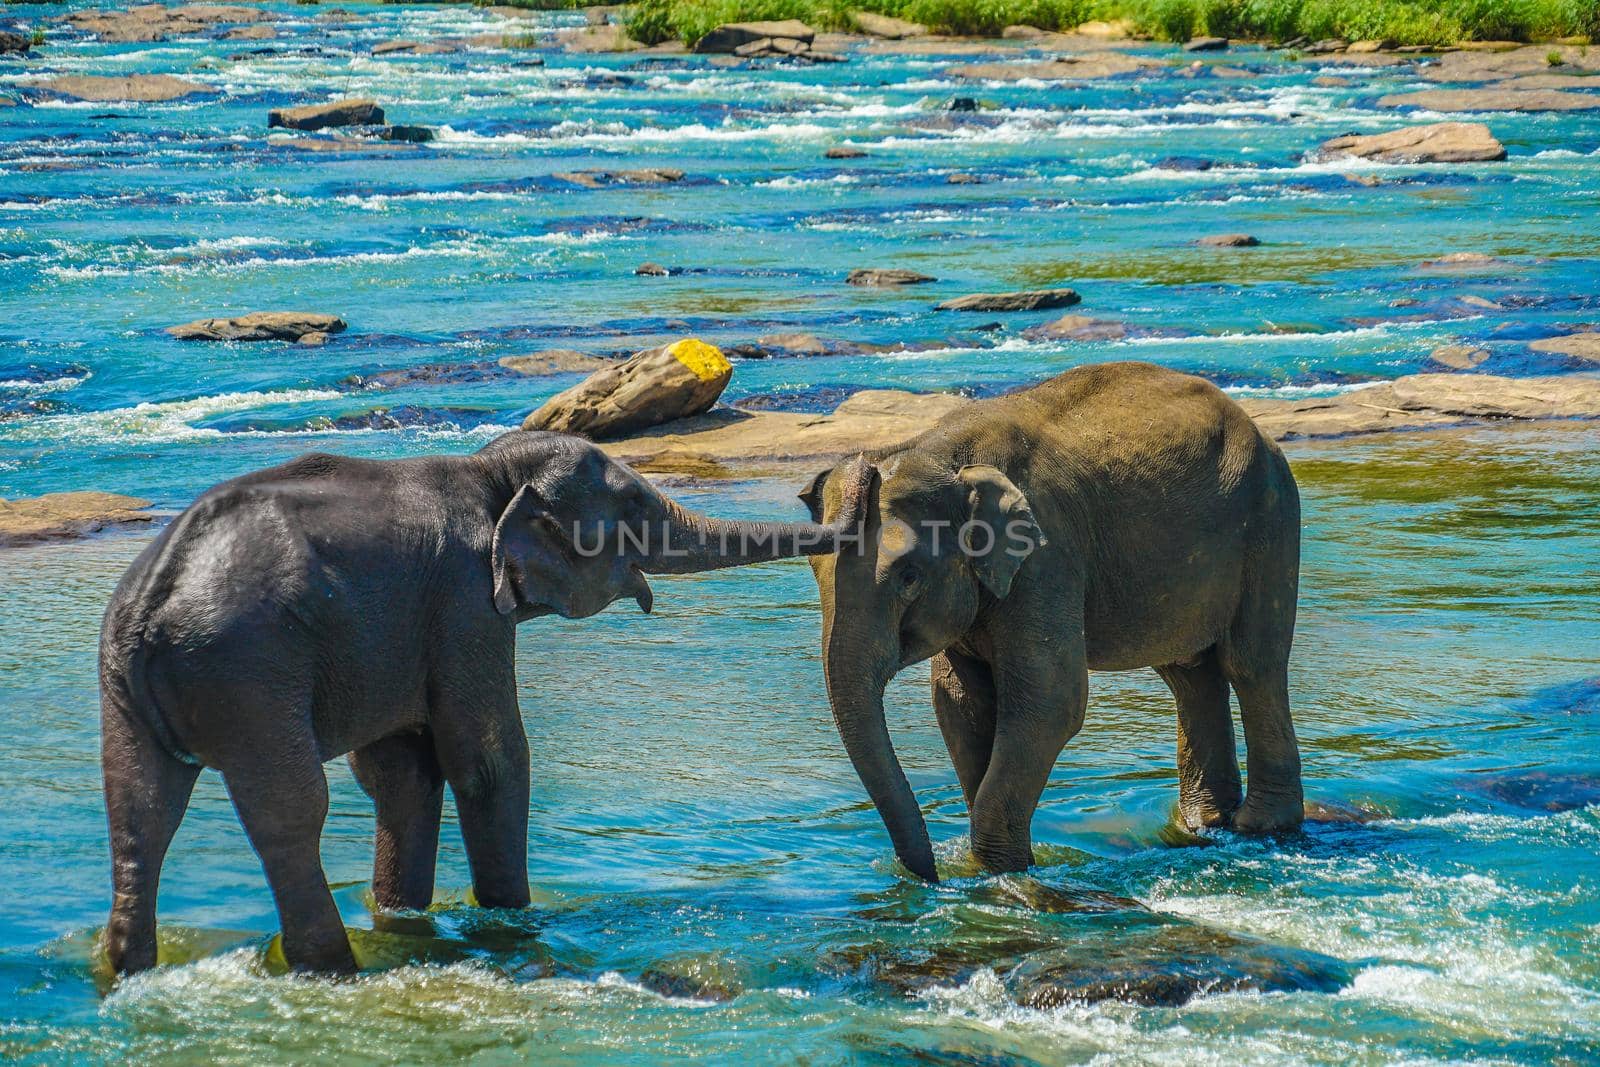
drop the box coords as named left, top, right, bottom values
left=2, top=6, right=1599, bottom=1063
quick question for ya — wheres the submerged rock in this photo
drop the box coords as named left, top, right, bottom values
left=1419, top=251, right=1506, bottom=270
left=847, top=268, right=935, bottom=287
left=0, top=491, right=156, bottom=546
left=1318, top=122, right=1506, bottom=163
left=1021, top=315, right=1129, bottom=341
left=498, top=350, right=609, bottom=376
left=167, top=311, right=345, bottom=342
left=948, top=53, right=1155, bottom=82
left=553, top=168, right=684, bottom=189
left=1429, top=344, right=1490, bottom=369
left=1196, top=233, right=1260, bottom=247
left=1465, top=770, right=1600, bottom=813
left=33, top=75, right=220, bottom=103
left=1529, top=332, right=1600, bottom=362
left=638, top=954, right=743, bottom=1002
left=523, top=338, right=733, bottom=440
left=853, top=12, right=925, bottom=39
left=938, top=289, right=1081, bottom=312
left=268, top=98, right=383, bottom=130
left=1379, top=88, right=1600, bottom=112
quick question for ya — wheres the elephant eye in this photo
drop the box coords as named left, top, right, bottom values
left=899, top=565, right=922, bottom=591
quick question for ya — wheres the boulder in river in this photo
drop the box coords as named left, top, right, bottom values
left=1529, top=332, right=1600, bottom=362
left=33, top=75, right=220, bottom=103
left=521, top=338, right=733, bottom=440
left=268, top=98, right=385, bottom=130
left=166, top=311, right=346, bottom=342
left=847, top=268, right=935, bottom=287
left=1021, top=315, right=1129, bottom=341
left=0, top=29, right=32, bottom=54
left=634, top=262, right=670, bottom=276
left=937, top=289, right=1081, bottom=312
left=1379, top=88, right=1600, bottom=112
left=852, top=12, right=924, bottom=39
left=948, top=53, right=1155, bottom=82
left=0, top=491, right=156, bottom=547
left=1196, top=233, right=1260, bottom=247
left=1429, top=344, right=1490, bottom=369
left=1183, top=36, right=1228, bottom=51
left=824, top=145, right=867, bottom=159
left=1318, top=122, right=1505, bottom=163
left=498, top=350, right=609, bottom=376
left=694, top=20, right=814, bottom=54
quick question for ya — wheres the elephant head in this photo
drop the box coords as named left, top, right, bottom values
left=800, top=450, right=1045, bottom=882
left=480, top=432, right=863, bottom=620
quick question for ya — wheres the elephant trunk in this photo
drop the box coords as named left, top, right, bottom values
left=823, top=618, right=938, bottom=882
left=639, top=462, right=868, bottom=575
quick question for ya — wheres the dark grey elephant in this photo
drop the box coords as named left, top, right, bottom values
left=800, top=362, right=1304, bottom=882
left=101, top=431, right=859, bottom=975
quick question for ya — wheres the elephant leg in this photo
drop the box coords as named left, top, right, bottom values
left=102, top=704, right=200, bottom=976
left=431, top=672, right=531, bottom=910
left=1225, top=666, right=1304, bottom=832
left=930, top=649, right=997, bottom=809
left=968, top=643, right=1087, bottom=874
left=223, top=733, right=356, bottom=974
left=348, top=731, right=444, bottom=912
left=1156, top=648, right=1242, bottom=830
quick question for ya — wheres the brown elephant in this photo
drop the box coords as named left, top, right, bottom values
left=799, top=362, right=1304, bottom=881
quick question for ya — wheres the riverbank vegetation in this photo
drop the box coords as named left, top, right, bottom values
left=623, top=0, right=1599, bottom=47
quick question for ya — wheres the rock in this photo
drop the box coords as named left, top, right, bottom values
left=559, top=24, right=640, bottom=52
left=166, top=311, right=346, bottom=342
left=634, top=262, right=670, bottom=276
left=1465, top=770, right=1600, bottom=813
left=638, top=955, right=743, bottom=1002
left=1210, top=66, right=1253, bottom=79
left=1318, top=122, right=1505, bottom=164
left=949, top=53, right=1155, bottom=82
left=0, top=492, right=156, bottom=547
left=937, top=289, right=1081, bottom=312
left=1429, top=344, right=1490, bottom=369
left=1, top=29, right=33, bottom=54
left=373, top=39, right=459, bottom=55
left=943, top=96, right=978, bottom=111
left=1422, top=45, right=1600, bottom=83
left=1303, top=799, right=1385, bottom=823
left=1529, top=332, right=1600, bottom=362
left=1009, top=926, right=1350, bottom=1007
left=1346, top=38, right=1396, bottom=52
left=1490, top=73, right=1600, bottom=90
left=553, top=168, right=684, bottom=188
left=1237, top=372, right=1600, bottom=439
left=66, top=3, right=270, bottom=43
left=268, top=98, right=384, bottom=130
left=1155, top=155, right=1213, bottom=171
left=847, top=268, right=935, bottom=287
left=1313, top=75, right=1351, bottom=87
left=946, top=173, right=982, bottom=184
left=694, top=20, right=814, bottom=54
left=1419, top=251, right=1502, bottom=269
left=522, top=338, right=733, bottom=440
left=1457, top=295, right=1501, bottom=309
left=1183, top=36, right=1228, bottom=52
left=33, top=75, right=220, bottom=103
left=852, top=11, right=923, bottom=39
left=378, top=125, right=434, bottom=143
left=223, top=24, right=274, bottom=40
left=498, top=350, right=609, bottom=376
left=754, top=332, right=827, bottom=356
left=1304, top=38, right=1347, bottom=53
left=1379, top=88, right=1600, bottom=112
left=1196, top=233, right=1260, bottom=247
left=1021, top=315, right=1128, bottom=341
left=825, top=145, right=867, bottom=159
left=1076, top=19, right=1136, bottom=38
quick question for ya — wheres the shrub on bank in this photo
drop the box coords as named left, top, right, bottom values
left=622, top=0, right=1598, bottom=46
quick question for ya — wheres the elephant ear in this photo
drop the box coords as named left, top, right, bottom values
left=958, top=465, right=1045, bottom=599
left=491, top=486, right=653, bottom=618
left=799, top=465, right=834, bottom=523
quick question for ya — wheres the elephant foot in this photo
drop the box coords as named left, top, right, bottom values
left=1179, top=793, right=1239, bottom=832
left=1232, top=792, right=1305, bottom=834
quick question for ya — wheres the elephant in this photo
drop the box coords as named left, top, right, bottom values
left=100, top=430, right=861, bottom=976
left=799, top=362, right=1304, bottom=882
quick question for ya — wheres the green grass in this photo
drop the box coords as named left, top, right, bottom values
left=624, top=0, right=1598, bottom=47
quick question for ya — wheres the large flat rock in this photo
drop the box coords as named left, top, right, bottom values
left=1319, top=121, right=1505, bottom=163
left=0, top=492, right=155, bottom=546
left=948, top=53, right=1154, bottom=81
left=33, top=75, right=220, bottom=103
left=601, top=372, right=1600, bottom=467
left=1422, top=45, right=1600, bottom=83
left=166, top=311, right=346, bottom=342
left=1379, top=88, right=1600, bottom=112
left=268, top=98, right=385, bottom=130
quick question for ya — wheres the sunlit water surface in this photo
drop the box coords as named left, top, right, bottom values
left=1, top=4, right=1598, bottom=1063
